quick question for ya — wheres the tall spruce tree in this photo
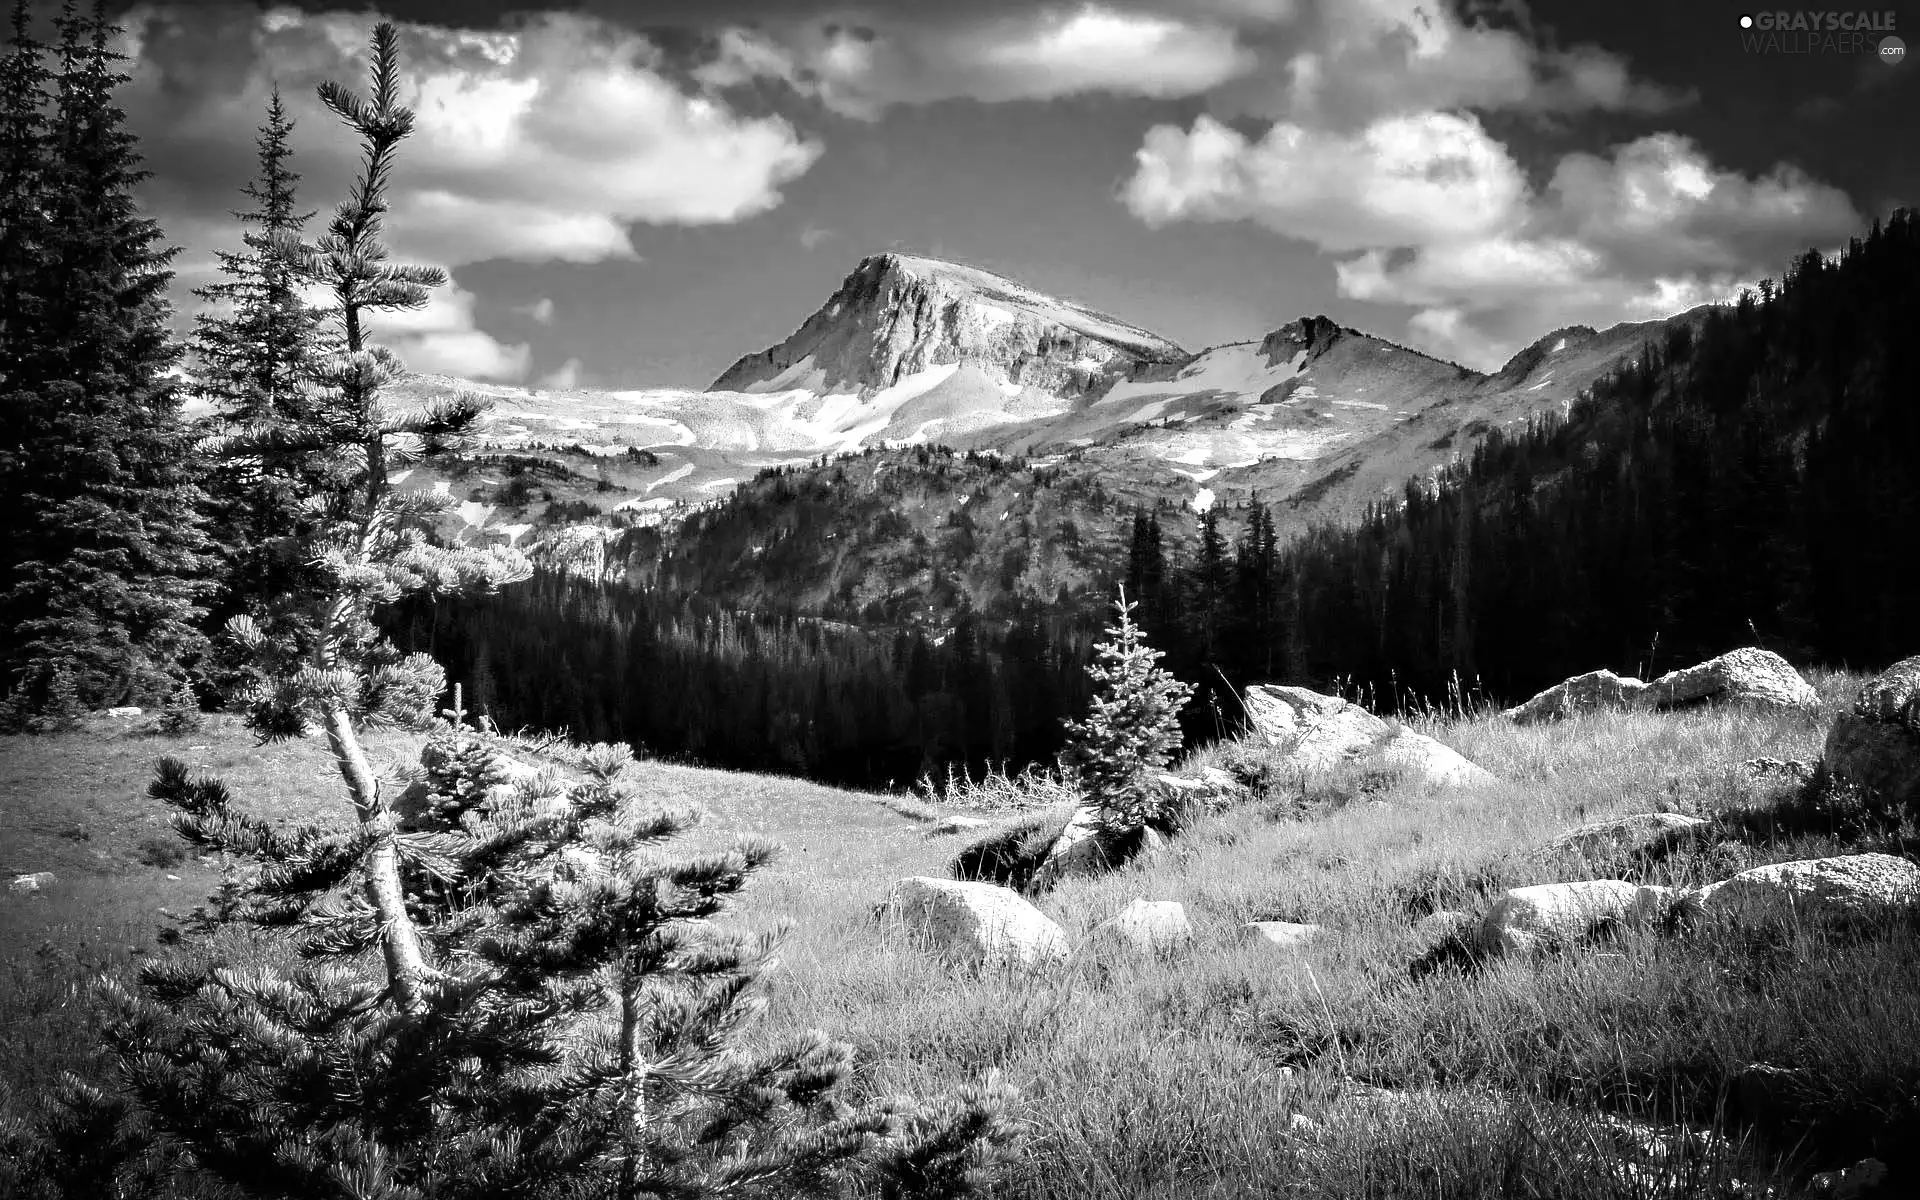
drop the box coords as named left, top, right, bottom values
left=6, top=26, right=1015, bottom=1199
left=0, top=0, right=213, bottom=720
left=192, top=86, right=332, bottom=680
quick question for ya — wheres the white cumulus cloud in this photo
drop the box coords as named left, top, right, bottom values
left=1125, top=113, right=1862, bottom=367
left=695, top=4, right=1257, bottom=118
left=120, top=4, right=825, bottom=382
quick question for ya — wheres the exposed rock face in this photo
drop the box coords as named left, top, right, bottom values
left=1636, top=647, right=1818, bottom=712
left=878, top=876, right=1069, bottom=968
left=1691, top=853, right=1920, bottom=922
left=1546, top=812, right=1707, bottom=862
left=1822, top=655, right=1920, bottom=813
left=1243, top=921, right=1323, bottom=949
left=1502, top=670, right=1648, bottom=724
left=1478, top=881, right=1673, bottom=954
left=1242, top=684, right=1494, bottom=788
left=711, top=253, right=1189, bottom=399
left=1087, top=900, right=1193, bottom=954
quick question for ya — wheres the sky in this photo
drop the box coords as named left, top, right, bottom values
left=67, top=0, right=1920, bottom=386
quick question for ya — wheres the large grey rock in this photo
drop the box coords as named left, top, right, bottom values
left=878, top=876, right=1069, bottom=969
left=1822, top=655, right=1920, bottom=813
left=9, top=871, right=55, bottom=893
left=1546, top=812, right=1707, bottom=861
left=1635, top=647, right=1818, bottom=713
left=1377, top=728, right=1498, bottom=788
left=1691, top=853, right=1920, bottom=923
left=1243, top=684, right=1494, bottom=789
left=1244, top=685, right=1390, bottom=772
left=1478, top=881, right=1673, bottom=954
left=1087, top=900, right=1193, bottom=955
left=1502, top=670, right=1648, bottom=724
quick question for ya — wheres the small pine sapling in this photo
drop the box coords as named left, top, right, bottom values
left=1058, top=586, right=1195, bottom=834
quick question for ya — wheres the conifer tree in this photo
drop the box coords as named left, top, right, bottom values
left=0, top=0, right=213, bottom=718
left=191, top=86, right=332, bottom=676
left=1058, top=587, right=1193, bottom=830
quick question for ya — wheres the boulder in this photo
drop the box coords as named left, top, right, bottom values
left=1032, top=802, right=1113, bottom=886
left=1502, top=670, right=1649, bottom=724
left=105, top=706, right=143, bottom=718
left=878, top=877, right=1069, bottom=969
left=1087, top=900, right=1192, bottom=955
left=1478, top=881, right=1674, bottom=954
left=1822, top=655, right=1920, bottom=813
left=1691, top=853, right=1920, bottom=923
left=1635, top=647, right=1818, bottom=713
left=1377, top=728, right=1497, bottom=788
left=1243, top=685, right=1390, bottom=773
left=9, top=871, right=55, bottom=893
left=926, top=815, right=991, bottom=837
left=1242, top=920, right=1323, bottom=950
left=1242, top=684, right=1495, bottom=789
left=1546, top=812, right=1707, bottom=861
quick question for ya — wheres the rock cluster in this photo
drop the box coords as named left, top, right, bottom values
left=1503, top=647, right=1818, bottom=724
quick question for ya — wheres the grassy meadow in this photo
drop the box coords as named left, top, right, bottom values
left=3, top=669, right=1916, bottom=1198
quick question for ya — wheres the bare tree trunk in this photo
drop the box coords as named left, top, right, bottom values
left=321, top=704, right=436, bottom=1014
left=619, top=976, right=651, bottom=1200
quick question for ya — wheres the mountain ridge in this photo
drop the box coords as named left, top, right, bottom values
left=383, top=251, right=1715, bottom=577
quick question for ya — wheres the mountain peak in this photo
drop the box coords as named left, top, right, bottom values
left=710, top=253, right=1188, bottom=397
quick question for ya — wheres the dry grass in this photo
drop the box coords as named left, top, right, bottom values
left=3, top=677, right=1915, bottom=1197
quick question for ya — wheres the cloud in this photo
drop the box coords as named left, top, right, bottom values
left=1125, top=113, right=1529, bottom=251
left=1125, top=114, right=1862, bottom=367
left=517, top=297, right=557, bottom=324
left=689, top=0, right=1684, bottom=124
left=539, top=358, right=587, bottom=390
left=798, top=225, right=838, bottom=250
left=123, top=6, right=823, bottom=268
left=366, top=283, right=532, bottom=381
left=694, top=4, right=1257, bottom=118
left=1210, top=0, right=1694, bottom=126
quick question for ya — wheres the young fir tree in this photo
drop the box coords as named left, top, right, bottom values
left=1058, top=586, right=1194, bottom=830
left=0, top=0, right=214, bottom=721
left=191, top=86, right=333, bottom=688
left=8, top=26, right=1016, bottom=1199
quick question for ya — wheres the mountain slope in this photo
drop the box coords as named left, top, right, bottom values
left=712, top=253, right=1189, bottom=398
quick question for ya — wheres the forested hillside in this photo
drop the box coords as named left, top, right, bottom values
left=1262, top=209, right=1920, bottom=699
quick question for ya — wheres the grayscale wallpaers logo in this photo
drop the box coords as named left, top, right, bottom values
left=1736, top=10, right=1905, bottom=59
